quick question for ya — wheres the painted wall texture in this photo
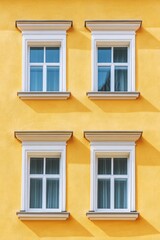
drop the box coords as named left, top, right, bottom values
left=0, top=0, right=160, bottom=239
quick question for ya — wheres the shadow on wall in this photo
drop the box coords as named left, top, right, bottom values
left=18, top=94, right=159, bottom=114
left=20, top=95, right=91, bottom=113
left=92, top=216, right=159, bottom=237
left=136, top=137, right=160, bottom=166
left=90, top=95, right=159, bottom=113
left=20, top=215, right=159, bottom=238
left=22, top=216, right=93, bottom=237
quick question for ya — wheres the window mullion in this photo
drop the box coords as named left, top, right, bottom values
left=111, top=48, right=114, bottom=92
left=43, top=158, right=46, bottom=211
left=44, top=47, right=46, bottom=91
left=110, top=158, right=114, bottom=210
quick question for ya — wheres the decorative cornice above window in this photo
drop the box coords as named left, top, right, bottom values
left=17, top=91, right=71, bottom=100
left=84, top=131, right=142, bottom=142
left=16, top=20, right=73, bottom=32
left=15, top=131, right=73, bottom=142
left=86, top=212, right=139, bottom=220
left=17, top=211, right=70, bottom=220
left=86, top=92, right=140, bottom=100
left=85, top=20, right=142, bottom=32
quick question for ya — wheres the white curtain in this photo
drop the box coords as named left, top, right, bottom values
left=97, top=157, right=128, bottom=209
left=29, top=157, right=60, bottom=209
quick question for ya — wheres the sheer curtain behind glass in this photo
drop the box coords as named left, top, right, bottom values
left=97, top=157, right=128, bottom=210
left=29, top=157, right=60, bottom=210
left=97, top=158, right=111, bottom=209
left=114, top=47, right=128, bottom=91
left=29, top=47, right=60, bottom=92
left=114, top=158, right=128, bottom=209
left=46, top=158, right=59, bottom=209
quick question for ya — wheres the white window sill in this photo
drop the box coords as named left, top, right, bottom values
left=17, top=91, right=71, bottom=100
left=86, top=211, right=139, bottom=220
left=16, top=211, right=70, bottom=220
left=86, top=92, right=140, bottom=100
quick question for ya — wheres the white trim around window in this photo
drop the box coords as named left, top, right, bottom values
left=90, top=143, right=136, bottom=213
left=85, top=20, right=141, bottom=100
left=15, top=131, right=72, bottom=220
left=16, top=21, right=72, bottom=100
left=84, top=130, right=142, bottom=220
left=21, top=142, right=66, bottom=213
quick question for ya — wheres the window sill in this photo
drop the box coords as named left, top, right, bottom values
left=86, top=92, right=140, bottom=100
left=16, top=211, right=70, bottom=220
left=86, top=211, right=139, bottom=220
left=17, top=91, right=71, bottom=100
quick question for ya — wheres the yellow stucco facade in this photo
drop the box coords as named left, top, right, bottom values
left=0, top=0, right=160, bottom=239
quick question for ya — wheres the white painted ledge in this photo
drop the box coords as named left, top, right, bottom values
left=86, top=212, right=139, bottom=220
left=16, top=20, right=73, bottom=32
left=17, top=91, right=71, bottom=100
left=86, top=92, right=140, bottom=100
left=84, top=131, right=142, bottom=142
left=17, top=211, right=70, bottom=220
left=14, top=131, right=73, bottom=142
left=85, top=20, right=142, bottom=32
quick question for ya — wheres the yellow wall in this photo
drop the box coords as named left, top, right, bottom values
left=0, top=0, right=160, bottom=239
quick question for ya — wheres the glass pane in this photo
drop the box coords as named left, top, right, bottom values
left=47, top=66, right=59, bottom=91
left=98, top=158, right=111, bottom=174
left=115, top=66, right=128, bottom=91
left=30, top=66, right=43, bottom=91
left=98, top=66, right=110, bottom=91
left=98, top=47, right=111, bottom=63
left=30, top=179, right=42, bottom=208
left=114, top=179, right=127, bottom=209
left=46, top=47, right=60, bottom=63
left=30, top=158, right=43, bottom=174
left=46, top=158, right=60, bottom=174
left=113, top=47, right=128, bottom=63
left=113, top=158, right=127, bottom=175
left=30, top=47, right=44, bottom=63
left=46, top=179, right=59, bottom=208
left=98, top=179, right=110, bottom=209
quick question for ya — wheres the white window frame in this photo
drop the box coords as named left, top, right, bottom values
left=90, top=142, right=135, bottom=213
left=16, top=21, right=72, bottom=100
left=23, top=34, right=66, bottom=92
left=15, top=131, right=72, bottom=220
left=85, top=20, right=141, bottom=99
left=28, top=45, right=61, bottom=92
left=84, top=130, right=142, bottom=220
left=22, top=142, right=66, bottom=213
left=92, top=33, right=135, bottom=92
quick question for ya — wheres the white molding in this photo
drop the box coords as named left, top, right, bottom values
left=86, top=212, right=139, bottom=220
left=17, top=91, right=71, bottom=100
left=15, top=131, right=73, bottom=142
left=16, top=20, right=72, bottom=32
left=19, top=142, right=68, bottom=214
left=89, top=143, right=136, bottom=213
left=16, top=21, right=72, bottom=94
left=85, top=20, right=142, bottom=32
left=84, top=131, right=142, bottom=142
left=85, top=21, right=142, bottom=95
left=86, top=91, right=140, bottom=99
left=17, top=212, right=70, bottom=220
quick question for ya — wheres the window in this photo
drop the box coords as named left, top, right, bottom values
left=15, top=131, right=73, bottom=220
left=29, top=156, right=61, bottom=211
left=84, top=131, right=142, bottom=220
left=97, top=157, right=128, bottom=211
left=97, top=47, right=128, bottom=92
left=16, top=20, right=72, bottom=99
left=85, top=20, right=142, bottom=99
left=29, top=46, right=60, bottom=92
